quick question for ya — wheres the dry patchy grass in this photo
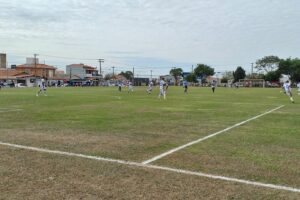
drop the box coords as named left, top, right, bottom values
left=1, top=146, right=299, bottom=200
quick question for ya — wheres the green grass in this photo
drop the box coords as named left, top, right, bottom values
left=0, top=86, right=288, bottom=160
left=0, top=86, right=299, bottom=198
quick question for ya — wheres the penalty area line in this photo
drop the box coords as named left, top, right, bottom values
left=0, top=140, right=299, bottom=193
left=142, top=105, right=285, bottom=164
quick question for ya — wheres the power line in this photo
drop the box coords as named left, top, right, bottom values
left=112, top=66, right=115, bottom=76
left=39, top=54, right=98, bottom=61
left=4, top=52, right=256, bottom=77
left=6, top=52, right=252, bottom=69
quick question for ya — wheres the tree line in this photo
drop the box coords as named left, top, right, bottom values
left=171, top=55, right=300, bottom=84
left=104, top=55, right=300, bottom=84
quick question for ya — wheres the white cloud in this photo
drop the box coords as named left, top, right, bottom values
left=1, top=0, right=300, bottom=74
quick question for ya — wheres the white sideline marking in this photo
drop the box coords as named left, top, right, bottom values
left=0, top=109, right=23, bottom=113
left=0, top=141, right=299, bottom=193
left=142, top=105, right=285, bottom=164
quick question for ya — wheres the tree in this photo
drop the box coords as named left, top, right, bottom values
left=194, top=64, right=214, bottom=83
left=222, top=71, right=234, bottom=80
left=278, top=58, right=300, bottom=82
left=186, top=73, right=197, bottom=83
left=104, top=73, right=115, bottom=80
left=264, top=71, right=281, bottom=82
left=119, top=71, right=133, bottom=80
left=247, top=73, right=265, bottom=79
left=255, top=55, right=280, bottom=73
left=220, top=77, right=228, bottom=83
left=233, top=66, right=246, bottom=82
left=170, top=67, right=183, bottom=85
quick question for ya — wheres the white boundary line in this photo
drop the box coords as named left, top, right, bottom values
left=0, top=109, right=23, bottom=113
left=142, top=105, right=285, bottom=164
left=0, top=141, right=299, bottom=193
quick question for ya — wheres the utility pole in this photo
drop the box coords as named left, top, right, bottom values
left=192, top=65, right=194, bottom=72
left=98, top=59, right=104, bottom=86
left=112, top=66, right=115, bottom=76
left=34, top=54, right=38, bottom=77
left=150, top=70, right=152, bottom=80
left=132, top=67, right=135, bottom=86
left=98, top=59, right=104, bottom=76
left=251, top=63, right=254, bottom=77
left=34, top=54, right=38, bottom=85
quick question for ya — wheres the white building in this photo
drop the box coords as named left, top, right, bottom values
left=66, top=63, right=99, bottom=79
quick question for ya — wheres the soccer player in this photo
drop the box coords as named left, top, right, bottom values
left=211, top=80, right=216, bottom=93
left=147, top=81, right=153, bottom=94
left=297, top=82, right=300, bottom=95
left=283, top=80, right=294, bottom=103
left=36, top=79, right=47, bottom=96
left=165, top=82, right=169, bottom=91
left=281, top=84, right=286, bottom=94
left=183, top=80, right=188, bottom=94
left=158, top=78, right=166, bottom=100
left=118, top=82, right=122, bottom=92
left=128, top=81, right=133, bottom=93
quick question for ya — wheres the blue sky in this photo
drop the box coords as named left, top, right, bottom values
left=1, top=0, right=300, bottom=77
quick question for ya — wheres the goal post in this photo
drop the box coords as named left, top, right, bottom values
left=239, top=79, right=265, bottom=88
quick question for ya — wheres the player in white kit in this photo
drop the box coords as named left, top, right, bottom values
left=297, top=82, right=300, bottom=95
left=158, top=78, right=166, bottom=100
left=283, top=80, right=294, bottom=103
left=36, top=79, right=47, bottom=96
left=128, top=81, right=133, bottom=93
left=147, top=81, right=153, bottom=94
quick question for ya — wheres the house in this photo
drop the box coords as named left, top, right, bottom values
left=66, top=63, right=100, bottom=85
left=0, top=56, right=62, bottom=87
left=0, top=68, right=18, bottom=79
left=16, top=63, right=56, bottom=78
left=66, top=64, right=100, bottom=85
left=0, top=68, right=37, bottom=87
left=66, top=64, right=99, bottom=79
left=14, top=63, right=56, bottom=86
left=0, top=68, right=18, bottom=86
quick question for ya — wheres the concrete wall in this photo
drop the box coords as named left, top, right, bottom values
left=25, top=78, right=35, bottom=87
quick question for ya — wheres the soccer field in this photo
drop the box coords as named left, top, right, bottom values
left=0, top=86, right=299, bottom=199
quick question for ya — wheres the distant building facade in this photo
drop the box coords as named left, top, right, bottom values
left=16, top=63, right=56, bottom=79
left=0, top=53, right=6, bottom=68
left=66, top=63, right=99, bottom=79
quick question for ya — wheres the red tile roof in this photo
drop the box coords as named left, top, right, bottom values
left=0, top=69, right=18, bottom=76
left=17, top=64, right=57, bottom=70
left=68, top=64, right=97, bottom=70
